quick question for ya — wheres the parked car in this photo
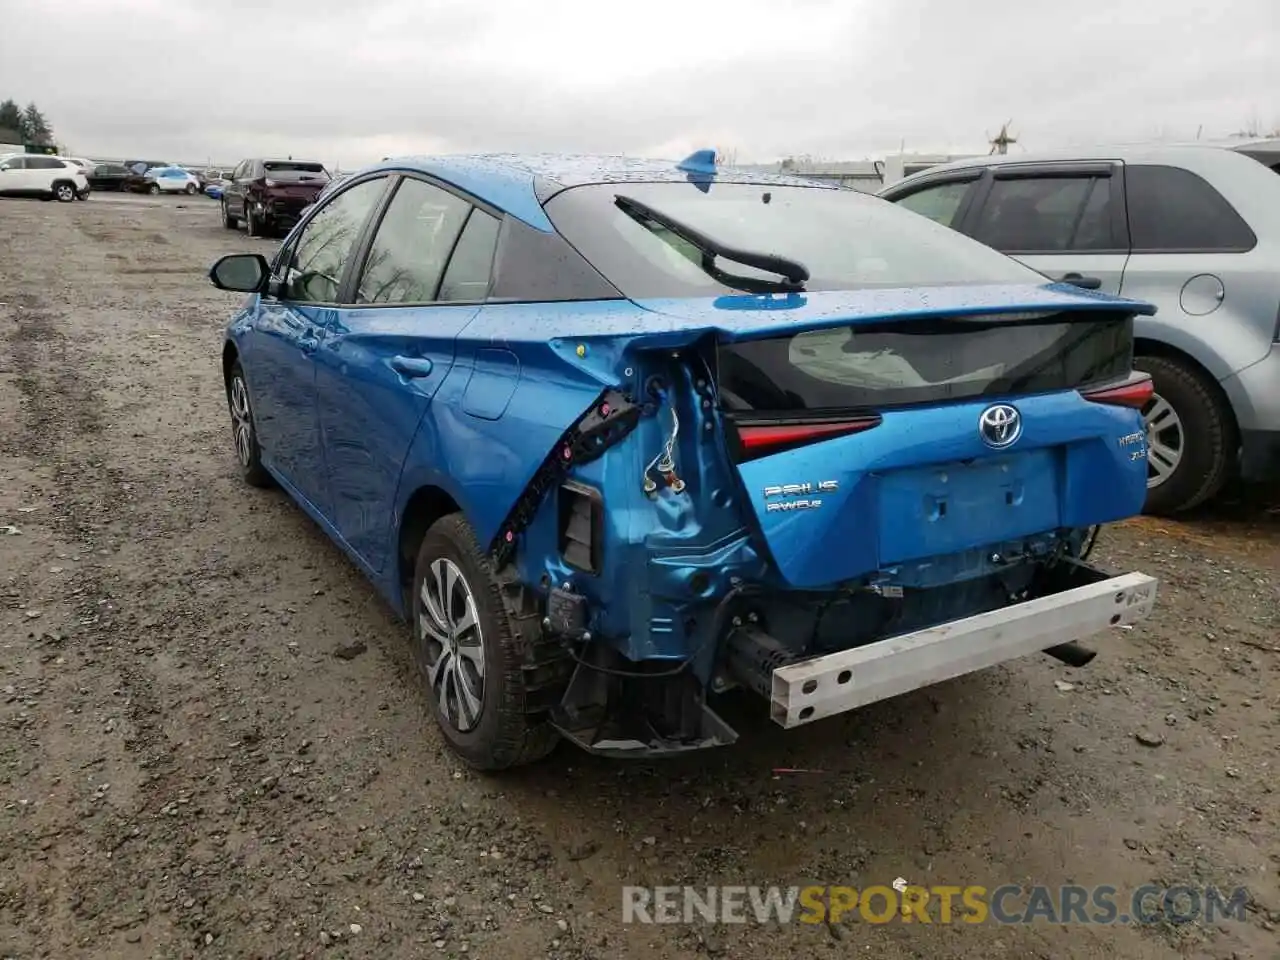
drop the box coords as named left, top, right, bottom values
left=221, top=158, right=330, bottom=237
left=879, top=144, right=1280, bottom=515
left=206, top=151, right=1159, bottom=770
left=87, top=162, right=134, bottom=191
left=0, top=154, right=89, bottom=201
left=143, top=166, right=202, bottom=195
left=204, top=179, right=228, bottom=200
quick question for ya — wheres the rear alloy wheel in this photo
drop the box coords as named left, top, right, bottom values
left=412, top=514, right=559, bottom=770
left=226, top=361, right=272, bottom=488
left=1134, top=354, right=1234, bottom=515
left=185, top=183, right=197, bottom=195
left=54, top=182, right=76, bottom=203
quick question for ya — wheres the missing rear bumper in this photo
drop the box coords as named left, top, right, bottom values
left=769, top=570, right=1158, bottom=728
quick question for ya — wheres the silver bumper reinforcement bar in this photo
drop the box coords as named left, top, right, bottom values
left=770, top=571, right=1158, bottom=728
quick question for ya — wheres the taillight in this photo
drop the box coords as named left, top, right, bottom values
left=1081, top=373, right=1154, bottom=410
left=731, top=415, right=881, bottom=461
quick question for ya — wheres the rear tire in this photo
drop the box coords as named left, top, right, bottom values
left=147, top=183, right=160, bottom=195
left=1135, top=354, right=1234, bottom=515
left=185, top=183, right=197, bottom=195
left=53, top=181, right=76, bottom=203
left=411, top=514, right=560, bottom=771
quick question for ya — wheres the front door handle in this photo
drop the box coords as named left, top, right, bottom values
left=391, top=356, right=434, bottom=378
left=1060, top=272, right=1102, bottom=290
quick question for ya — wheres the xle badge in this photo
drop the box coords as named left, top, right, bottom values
left=763, top=480, right=837, bottom=512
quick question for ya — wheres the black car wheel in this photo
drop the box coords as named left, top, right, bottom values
left=245, top=205, right=260, bottom=238
left=1134, top=354, right=1235, bottom=515
left=226, top=361, right=272, bottom=488
left=147, top=183, right=160, bottom=195
left=222, top=199, right=238, bottom=229
left=411, top=514, right=560, bottom=770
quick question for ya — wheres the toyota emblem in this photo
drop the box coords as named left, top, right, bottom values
left=978, top=404, right=1022, bottom=448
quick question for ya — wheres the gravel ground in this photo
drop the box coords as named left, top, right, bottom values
left=1, top=194, right=1278, bottom=960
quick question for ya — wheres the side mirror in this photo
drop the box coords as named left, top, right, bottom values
left=209, top=253, right=270, bottom=293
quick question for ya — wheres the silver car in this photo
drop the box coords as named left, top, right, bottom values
left=878, top=141, right=1280, bottom=515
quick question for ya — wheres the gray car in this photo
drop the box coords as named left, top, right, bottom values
left=878, top=141, right=1280, bottom=515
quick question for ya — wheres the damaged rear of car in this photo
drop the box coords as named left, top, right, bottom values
left=213, top=153, right=1160, bottom=770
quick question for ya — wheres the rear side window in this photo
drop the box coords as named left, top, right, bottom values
left=1125, top=164, right=1256, bottom=252
left=894, top=180, right=972, bottom=226
left=29, top=157, right=65, bottom=170
left=438, top=210, right=500, bottom=302
left=971, top=176, right=1114, bottom=252
left=355, top=177, right=472, bottom=305
left=718, top=312, right=1134, bottom=412
left=545, top=181, right=1041, bottom=299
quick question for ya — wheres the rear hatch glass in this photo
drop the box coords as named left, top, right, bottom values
left=264, top=162, right=328, bottom=184
left=718, top=311, right=1133, bottom=412
left=544, top=180, right=1045, bottom=298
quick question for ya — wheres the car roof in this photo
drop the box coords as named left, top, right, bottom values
left=352, top=151, right=838, bottom=232
left=882, top=142, right=1275, bottom=192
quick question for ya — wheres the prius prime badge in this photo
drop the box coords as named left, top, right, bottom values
left=978, top=404, right=1022, bottom=448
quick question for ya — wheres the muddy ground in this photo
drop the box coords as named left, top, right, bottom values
left=0, top=195, right=1277, bottom=960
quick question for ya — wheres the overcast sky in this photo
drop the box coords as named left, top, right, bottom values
left=0, top=0, right=1275, bottom=168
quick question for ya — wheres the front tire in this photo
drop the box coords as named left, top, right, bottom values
left=245, top=205, right=260, bottom=237
left=1135, top=354, right=1234, bottom=515
left=412, top=515, right=560, bottom=771
left=222, top=199, right=238, bottom=229
left=226, top=361, right=272, bottom=488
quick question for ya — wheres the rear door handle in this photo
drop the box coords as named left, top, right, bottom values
left=391, top=356, right=434, bottom=378
left=1060, top=273, right=1102, bottom=290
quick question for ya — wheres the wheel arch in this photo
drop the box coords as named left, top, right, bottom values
left=397, top=485, right=462, bottom=609
left=221, top=340, right=240, bottom=393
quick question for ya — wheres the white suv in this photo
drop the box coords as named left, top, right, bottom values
left=0, top=155, right=90, bottom=202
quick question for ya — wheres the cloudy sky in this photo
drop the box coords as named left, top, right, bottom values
left=0, top=0, right=1275, bottom=168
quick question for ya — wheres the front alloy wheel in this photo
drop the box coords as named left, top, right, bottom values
left=227, top=362, right=272, bottom=487
left=419, top=558, right=486, bottom=732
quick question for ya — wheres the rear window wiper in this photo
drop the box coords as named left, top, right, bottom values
left=614, top=194, right=810, bottom=294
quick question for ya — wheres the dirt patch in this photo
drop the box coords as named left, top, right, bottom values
left=0, top=199, right=1277, bottom=959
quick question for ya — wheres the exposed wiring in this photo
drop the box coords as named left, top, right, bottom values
left=642, top=391, right=683, bottom=493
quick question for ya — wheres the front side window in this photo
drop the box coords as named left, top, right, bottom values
left=894, top=180, right=972, bottom=227
left=970, top=176, right=1110, bottom=252
left=544, top=181, right=1042, bottom=299
left=278, top=177, right=388, bottom=303
left=355, top=178, right=472, bottom=305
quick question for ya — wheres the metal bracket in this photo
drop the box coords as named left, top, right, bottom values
left=489, top=389, right=640, bottom=567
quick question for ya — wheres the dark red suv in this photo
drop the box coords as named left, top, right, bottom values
left=220, top=159, right=330, bottom=237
